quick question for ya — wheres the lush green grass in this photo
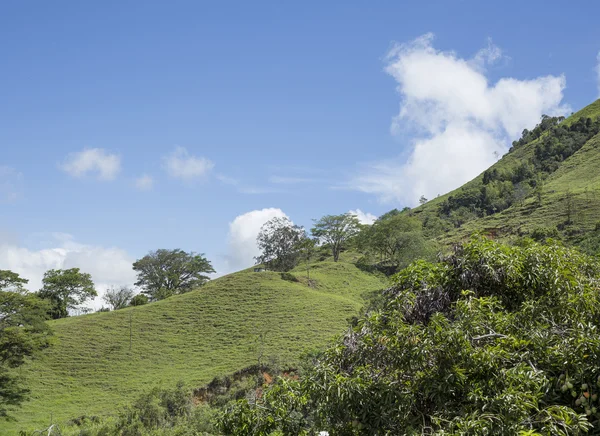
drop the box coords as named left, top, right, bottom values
left=6, top=252, right=387, bottom=434
left=413, top=99, right=600, bottom=245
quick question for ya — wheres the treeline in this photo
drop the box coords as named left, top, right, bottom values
left=437, top=115, right=600, bottom=226
left=254, top=210, right=437, bottom=277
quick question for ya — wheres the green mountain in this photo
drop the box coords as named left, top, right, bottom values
left=6, top=253, right=386, bottom=434
left=413, top=99, right=600, bottom=249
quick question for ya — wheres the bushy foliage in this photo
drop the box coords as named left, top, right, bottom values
left=218, top=238, right=600, bottom=435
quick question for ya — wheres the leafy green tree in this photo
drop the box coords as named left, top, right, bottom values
left=133, top=249, right=215, bottom=301
left=129, top=293, right=149, bottom=307
left=0, top=270, right=28, bottom=293
left=1, top=273, right=52, bottom=419
left=102, top=286, right=134, bottom=310
left=219, top=238, right=600, bottom=435
left=37, top=268, right=96, bottom=319
left=311, top=213, right=360, bottom=262
left=255, top=217, right=305, bottom=272
left=357, top=214, right=437, bottom=272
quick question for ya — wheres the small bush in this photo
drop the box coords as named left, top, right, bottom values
left=530, top=226, right=559, bottom=241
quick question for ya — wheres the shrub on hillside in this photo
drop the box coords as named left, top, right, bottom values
left=217, top=238, right=600, bottom=435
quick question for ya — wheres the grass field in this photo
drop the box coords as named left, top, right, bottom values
left=6, top=252, right=387, bottom=434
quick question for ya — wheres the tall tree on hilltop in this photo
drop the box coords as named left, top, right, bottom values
left=255, top=217, right=305, bottom=272
left=311, top=213, right=361, bottom=262
left=37, top=268, right=96, bottom=319
left=133, top=249, right=215, bottom=301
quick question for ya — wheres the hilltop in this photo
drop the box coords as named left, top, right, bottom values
left=6, top=253, right=386, bottom=434
left=412, top=99, right=600, bottom=248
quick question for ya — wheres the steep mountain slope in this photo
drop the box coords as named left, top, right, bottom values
left=413, top=99, right=600, bottom=245
left=7, top=253, right=386, bottom=434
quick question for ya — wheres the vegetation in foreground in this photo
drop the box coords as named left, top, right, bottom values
left=219, top=238, right=600, bottom=435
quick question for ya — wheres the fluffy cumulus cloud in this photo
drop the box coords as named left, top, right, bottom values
left=223, top=208, right=288, bottom=273
left=0, top=166, right=23, bottom=201
left=60, top=148, right=121, bottom=181
left=135, top=174, right=154, bottom=191
left=163, top=147, right=214, bottom=181
left=0, top=233, right=136, bottom=310
left=349, top=33, right=569, bottom=205
left=349, top=209, right=377, bottom=225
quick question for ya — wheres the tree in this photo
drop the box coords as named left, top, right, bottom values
left=357, top=214, right=437, bottom=271
left=311, top=213, right=360, bottom=262
left=419, top=195, right=428, bottom=205
left=1, top=275, right=52, bottom=419
left=129, top=294, right=149, bottom=306
left=37, top=268, right=96, bottom=319
left=296, top=237, right=318, bottom=280
left=219, top=238, right=600, bottom=434
left=255, top=217, right=305, bottom=272
left=133, top=249, right=215, bottom=301
left=102, top=286, right=135, bottom=310
left=0, top=270, right=28, bottom=294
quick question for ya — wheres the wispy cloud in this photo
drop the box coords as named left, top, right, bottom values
left=134, top=174, right=154, bottom=191
left=348, top=33, right=569, bottom=205
left=268, top=176, right=318, bottom=184
left=60, top=148, right=121, bottom=181
left=163, top=147, right=214, bottom=181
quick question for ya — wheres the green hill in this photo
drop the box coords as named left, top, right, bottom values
left=6, top=253, right=386, bottom=434
left=413, top=99, right=600, bottom=247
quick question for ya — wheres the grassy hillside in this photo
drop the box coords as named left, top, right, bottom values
left=413, top=99, right=600, bottom=245
left=6, top=253, right=386, bottom=434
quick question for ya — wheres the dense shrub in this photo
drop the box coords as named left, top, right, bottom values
left=218, top=238, right=600, bottom=435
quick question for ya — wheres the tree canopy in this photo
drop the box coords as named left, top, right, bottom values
left=133, top=249, right=215, bottom=301
left=218, top=238, right=600, bottom=435
left=37, top=268, right=97, bottom=319
left=255, top=217, right=305, bottom=272
left=102, top=286, right=135, bottom=310
left=311, top=213, right=361, bottom=262
left=1, top=273, right=52, bottom=419
left=0, top=270, right=28, bottom=294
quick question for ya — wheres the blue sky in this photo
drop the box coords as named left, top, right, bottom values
left=1, top=1, right=600, bottom=299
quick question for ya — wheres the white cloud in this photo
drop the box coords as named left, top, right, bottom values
left=135, top=174, right=154, bottom=191
left=349, top=209, right=377, bottom=225
left=163, top=147, right=214, bottom=181
left=0, top=166, right=23, bottom=201
left=223, top=208, right=288, bottom=273
left=60, top=148, right=121, bottom=181
left=349, top=33, right=569, bottom=205
left=0, top=233, right=136, bottom=310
